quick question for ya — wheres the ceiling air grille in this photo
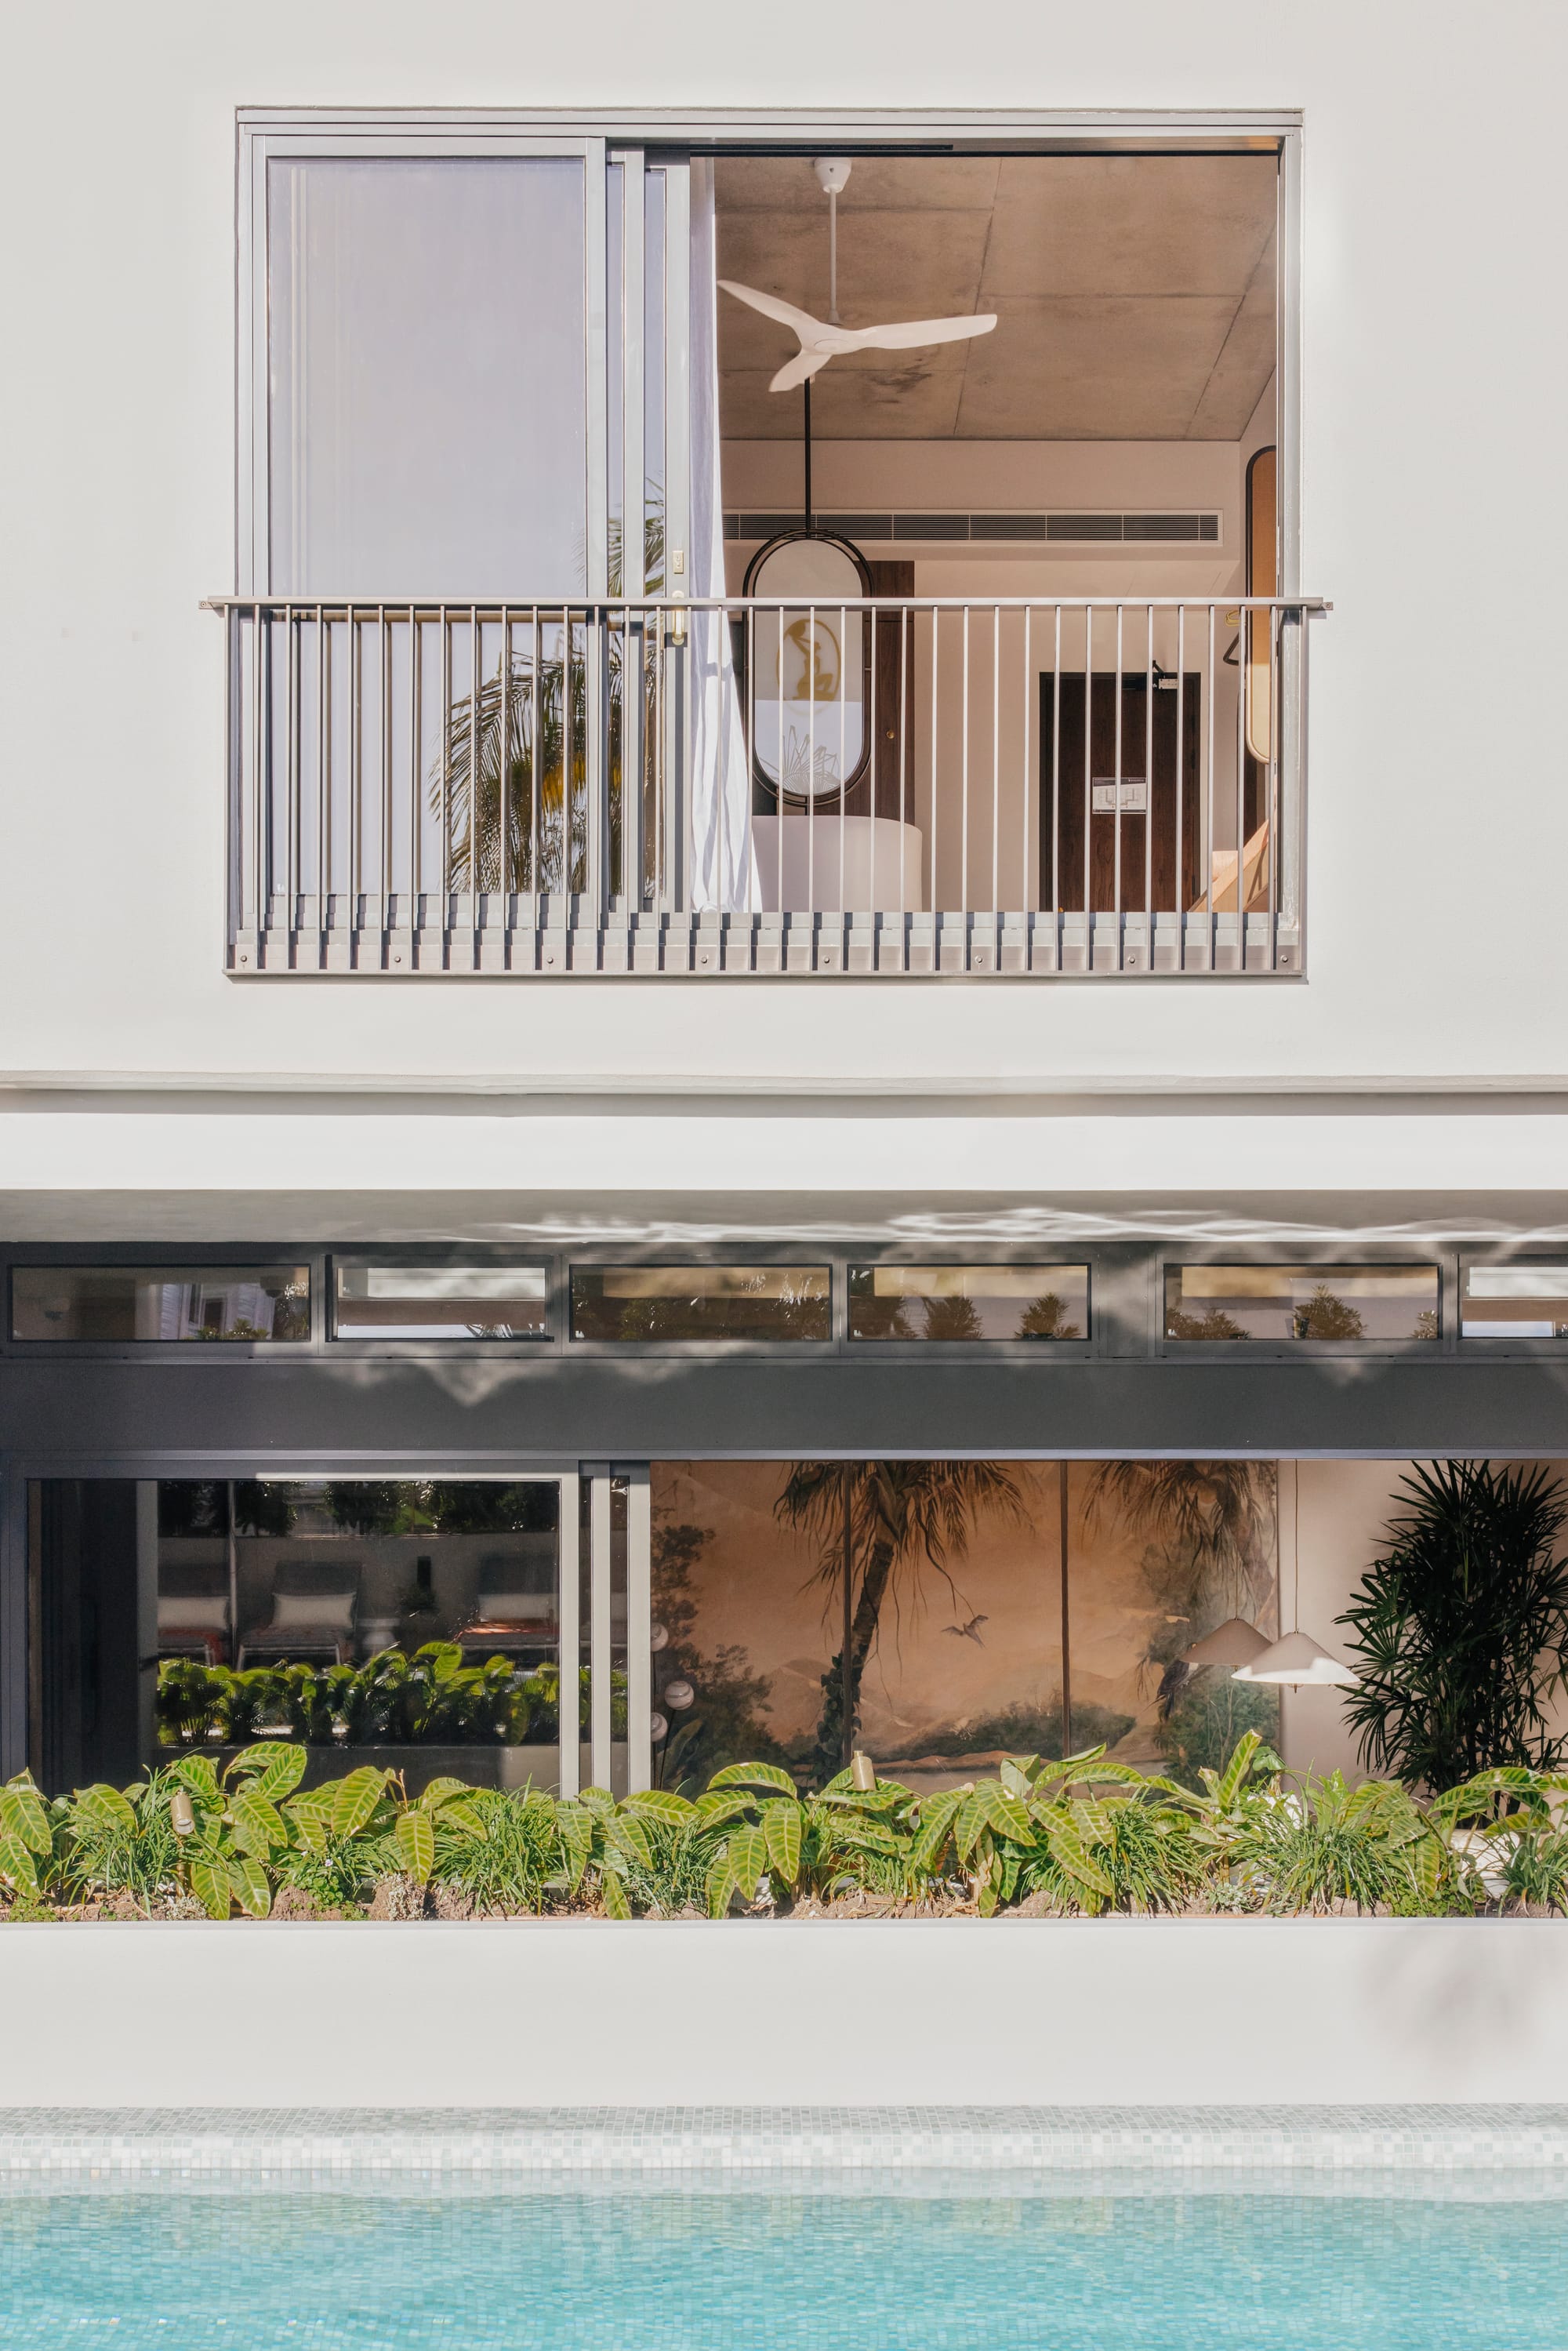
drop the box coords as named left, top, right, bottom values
left=726, top=511, right=1221, bottom=545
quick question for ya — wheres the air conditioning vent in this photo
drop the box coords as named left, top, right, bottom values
left=1046, top=513, right=1122, bottom=542
left=726, top=510, right=1221, bottom=546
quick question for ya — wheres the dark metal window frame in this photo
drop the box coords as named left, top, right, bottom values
left=327, top=1248, right=559, bottom=1351
left=2, top=1243, right=1542, bottom=1367
left=5, top=1251, right=322, bottom=1360
left=1157, top=1254, right=1454, bottom=1361
left=1456, top=1255, right=1568, bottom=1355
left=844, top=1259, right=1094, bottom=1356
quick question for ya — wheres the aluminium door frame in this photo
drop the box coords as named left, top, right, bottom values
left=237, top=120, right=612, bottom=600
left=237, top=106, right=1302, bottom=600
left=0, top=1451, right=645, bottom=1792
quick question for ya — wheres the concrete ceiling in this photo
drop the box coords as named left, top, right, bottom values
left=714, top=155, right=1277, bottom=441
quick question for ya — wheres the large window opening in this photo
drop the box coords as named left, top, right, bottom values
left=228, top=118, right=1303, bottom=975
left=714, top=149, right=1282, bottom=921
left=28, top=1478, right=602, bottom=1798
left=648, top=1459, right=1280, bottom=1795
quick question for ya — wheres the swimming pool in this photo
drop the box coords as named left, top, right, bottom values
left=2, top=2108, right=1564, bottom=2349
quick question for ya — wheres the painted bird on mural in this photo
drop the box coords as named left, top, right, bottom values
left=942, top=1615, right=989, bottom=1646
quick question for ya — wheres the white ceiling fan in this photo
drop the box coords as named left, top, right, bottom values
left=719, top=156, right=997, bottom=393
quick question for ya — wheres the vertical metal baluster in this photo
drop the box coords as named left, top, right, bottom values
left=1081, top=605, right=1092, bottom=921
left=317, top=603, right=327, bottom=958
left=960, top=603, right=970, bottom=914
left=379, top=606, right=390, bottom=951
left=655, top=605, right=666, bottom=910
left=717, top=599, right=727, bottom=923
left=1206, top=603, right=1217, bottom=950
left=252, top=602, right=264, bottom=954
left=898, top=593, right=908, bottom=915
left=1021, top=603, right=1032, bottom=915
left=1269, top=603, right=1280, bottom=939
left=991, top=601, right=1000, bottom=915
left=499, top=607, right=511, bottom=910
left=742, top=604, right=757, bottom=918
left=1112, top=602, right=1123, bottom=940
left=408, top=605, right=419, bottom=950
left=1236, top=596, right=1247, bottom=944
left=838, top=598, right=847, bottom=918
left=468, top=604, right=478, bottom=946
left=1051, top=604, right=1062, bottom=921
left=807, top=601, right=816, bottom=921
left=1144, top=601, right=1154, bottom=928
left=929, top=605, right=939, bottom=916
left=1175, top=604, right=1186, bottom=951
left=440, top=609, right=452, bottom=946
left=349, top=605, right=361, bottom=960
left=285, top=605, right=298, bottom=950
left=629, top=600, right=641, bottom=913
left=563, top=603, right=573, bottom=899
left=868, top=590, right=878, bottom=920
left=530, top=607, right=540, bottom=904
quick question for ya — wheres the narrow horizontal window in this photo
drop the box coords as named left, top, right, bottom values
left=848, top=1264, right=1089, bottom=1342
left=1460, top=1264, right=1568, bottom=1339
left=1164, top=1265, right=1439, bottom=1343
left=571, top=1266, right=830, bottom=1343
left=12, top=1266, right=310, bottom=1344
left=332, top=1263, right=549, bottom=1341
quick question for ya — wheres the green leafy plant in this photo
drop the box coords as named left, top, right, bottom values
left=13, top=1737, right=1568, bottom=1925
left=1339, top=1461, right=1568, bottom=1790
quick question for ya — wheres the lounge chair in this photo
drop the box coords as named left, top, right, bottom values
left=236, top=1560, right=361, bottom=1668
left=456, top=1543, right=557, bottom=1659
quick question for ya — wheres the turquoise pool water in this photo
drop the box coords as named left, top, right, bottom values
left=2, top=2187, right=1565, bottom=2349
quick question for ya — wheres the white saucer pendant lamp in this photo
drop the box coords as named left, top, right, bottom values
left=1181, top=1617, right=1272, bottom=1670
left=1231, top=1466, right=1359, bottom=1688
left=1232, top=1628, right=1359, bottom=1688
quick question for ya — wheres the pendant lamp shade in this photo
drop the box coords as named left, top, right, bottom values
left=1232, top=1629, right=1359, bottom=1688
left=1181, top=1616, right=1272, bottom=1670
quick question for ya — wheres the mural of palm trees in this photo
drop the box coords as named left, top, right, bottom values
left=1087, top=1460, right=1277, bottom=1626
left=775, top=1460, right=1033, bottom=1786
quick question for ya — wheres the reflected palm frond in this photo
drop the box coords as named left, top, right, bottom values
left=433, top=621, right=659, bottom=903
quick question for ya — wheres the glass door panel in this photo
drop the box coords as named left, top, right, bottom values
left=266, top=155, right=593, bottom=598
left=29, top=1476, right=586, bottom=1798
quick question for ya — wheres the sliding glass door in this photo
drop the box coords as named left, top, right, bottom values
left=27, top=1469, right=652, bottom=1800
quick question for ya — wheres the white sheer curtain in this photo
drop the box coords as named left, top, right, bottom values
left=687, top=160, right=758, bottom=911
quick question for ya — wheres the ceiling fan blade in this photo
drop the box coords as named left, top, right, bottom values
left=717, top=279, right=829, bottom=343
left=768, top=347, right=835, bottom=394
left=848, top=313, right=999, bottom=352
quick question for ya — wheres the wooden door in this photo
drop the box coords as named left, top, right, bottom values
left=1040, top=672, right=1201, bottom=914
left=863, top=559, right=915, bottom=822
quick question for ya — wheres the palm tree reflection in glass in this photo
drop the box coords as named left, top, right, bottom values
left=437, top=512, right=666, bottom=904
left=437, top=620, right=649, bottom=902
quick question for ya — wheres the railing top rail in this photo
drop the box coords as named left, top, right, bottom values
left=204, top=593, right=1333, bottom=616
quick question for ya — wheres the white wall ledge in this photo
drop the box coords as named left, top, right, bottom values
left=2, top=1917, right=1564, bottom=2110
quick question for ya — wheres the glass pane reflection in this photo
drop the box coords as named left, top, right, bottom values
left=1461, top=1264, right=1568, bottom=1339
left=572, top=1266, right=830, bottom=1343
left=1164, top=1264, right=1439, bottom=1342
left=13, top=1266, right=310, bottom=1343
left=849, top=1264, right=1088, bottom=1342
left=333, top=1263, right=549, bottom=1340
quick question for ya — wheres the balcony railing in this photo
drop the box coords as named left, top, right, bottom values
left=213, top=595, right=1325, bottom=976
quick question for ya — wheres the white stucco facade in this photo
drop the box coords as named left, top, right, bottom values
left=0, top=0, right=1561, bottom=1196
left=2, top=3, right=1564, bottom=1812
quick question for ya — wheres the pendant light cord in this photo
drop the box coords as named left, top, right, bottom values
left=828, top=188, right=840, bottom=325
